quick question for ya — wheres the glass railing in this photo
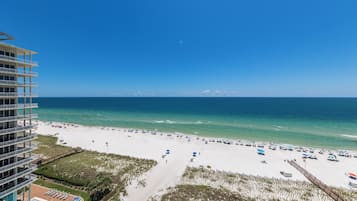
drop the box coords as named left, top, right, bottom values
left=0, top=68, right=38, bottom=76
left=0, top=55, right=38, bottom=66
left=0, top=80, right=37, bottom=86
left=0, top=175, right=36, bottom=198
left=0, top=125, right=37, bottom=135
left=0, top=103, right=38, bottom=110
left=0, top=92, right=38, bottom=97
left=0, top=166, right=36, bottom=185
left=0, top=155, right=38, bottom=173
left=0, top=134, right=37, bottom=147
left=0, top=145, right=37, bottom=160
left=0, top=114, right=38, bottom=123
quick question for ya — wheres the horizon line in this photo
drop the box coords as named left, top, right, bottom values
left=34, top=96, right=357, bottom=98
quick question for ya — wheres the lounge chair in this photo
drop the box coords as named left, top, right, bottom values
left=280, top=171, right=292, bottom=177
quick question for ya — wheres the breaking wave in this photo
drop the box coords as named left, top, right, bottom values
left=151, top=120, right=207, bottom=125
left=341, top=134, right=357, bottom=139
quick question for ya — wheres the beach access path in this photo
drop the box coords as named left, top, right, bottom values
left=123, top=147, right=192, bottom=201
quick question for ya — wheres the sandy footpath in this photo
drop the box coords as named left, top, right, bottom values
left=35, top=120, right=357, bottom=199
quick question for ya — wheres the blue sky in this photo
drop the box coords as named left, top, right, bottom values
left=2, top=0, right=357, bottom=97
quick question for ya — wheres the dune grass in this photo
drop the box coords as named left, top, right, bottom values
left=161, top=184, right=245, bottom=201
left=156, top=167, right=357, bottom=201
left=33, top=135, right=74, bottom=159
left=34, top=135, right=157, bottom=200
left=35, top=151, right=157, bottom=190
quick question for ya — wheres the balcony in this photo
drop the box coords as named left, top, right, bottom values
left=0, top=155, right=38, bottom=173
left=0, top=145, right=37, bottom=160
left=0, top=55, right=38, bottom=67
left=0, top=166, right=36, bottom=186
left=0, top=175, right=36, bottom=198
left=0, top=103, right=38, bottom=110
left=0, top=80, right=36, bottom=87
left=0, top=134, right=37, bottom=148
left=0, top=125, right=36, bottom=136
left=0, top=68, right=38, bottom=77
left=0, top=114, right=38, bottom=123
left=0, top=92, right=38, bottom=98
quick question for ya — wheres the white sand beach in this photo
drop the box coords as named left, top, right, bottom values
left=35, top=120, right=357, bottom=200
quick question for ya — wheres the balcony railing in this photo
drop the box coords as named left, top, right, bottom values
left=0, top=175, right=36, bottom=198
left=0, top=80, right=37, bottom=87
left=0, top=68, right=38, bottom=77
left=0, top=55, right=38, bottom=66
left=0, top=145, right=37, bottom=160
left=0, top=155, right=38, bottom=173
left=0, top=134, right=37, bottom=148
left=0, top=125, right=36, bottom=136
left=0, top=92, right=38, bottom=97
left=0, top=103, right=38, bottom=110
left=0, top=114, right=38, bottom=123
left=0, top=166, right=36, bottom=186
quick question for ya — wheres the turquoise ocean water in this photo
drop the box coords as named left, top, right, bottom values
left=34, top=98, right=357, bottom=150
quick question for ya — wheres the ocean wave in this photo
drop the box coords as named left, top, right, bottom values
left=272, top=125, right=284, bottom=131
left=340, top=134, right=357, bottom=139
left=152, top=120, right=206, bottom=125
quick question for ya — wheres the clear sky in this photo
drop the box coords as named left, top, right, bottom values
left=2, top=0, right=357, bottom=97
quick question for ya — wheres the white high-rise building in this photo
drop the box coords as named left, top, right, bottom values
left=0, top=33, right=38, bottom=201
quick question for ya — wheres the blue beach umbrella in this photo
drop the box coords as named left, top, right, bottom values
left=257, top=149, right=265, bottom=155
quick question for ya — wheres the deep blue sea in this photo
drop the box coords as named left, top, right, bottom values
left=34, top=97, right=357, bottom=150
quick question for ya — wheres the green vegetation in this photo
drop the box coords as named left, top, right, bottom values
left=161, top=185, right=245, bottom=201
left=34, top=179, right=91, bottom=201
left=35, top=151, right=156, bottom=189
left=34, top=134, right=157, bottom=201
left=333, top=188, right=357, bottom=201
left=34, top=135, right=74, bottom=159
left=163, top=167, right=357, bottom=201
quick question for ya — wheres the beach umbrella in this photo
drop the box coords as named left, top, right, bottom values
left=257, top=149, right=265, bottom=155
left=349, top=172, right=357, bottom=179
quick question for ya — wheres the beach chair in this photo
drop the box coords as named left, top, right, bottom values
left=49, top=190, right=56, bottom=197
left=54, top=191, right=61, bottom=198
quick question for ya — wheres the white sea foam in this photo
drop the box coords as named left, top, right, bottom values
left=272, top=125, right=284, bottom=131
left=272, top=125, right=284, bottom=129
left=340, top=134, right=357, bottom=139
left=152, top=120, right=206, bottom=125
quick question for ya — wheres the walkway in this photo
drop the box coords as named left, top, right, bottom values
left=288, top=160, right=346, bottom=201
left=123, top=150, right=191, bottom=201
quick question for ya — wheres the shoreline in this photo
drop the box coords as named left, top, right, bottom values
left=35, top=119, right=357, bottom=152
left=35, top=120, right=357, bottom=189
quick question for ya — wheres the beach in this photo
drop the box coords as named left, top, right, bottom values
left=36, top=97, right=357, bottom=150
left=35, top=120, right=357, bottom=199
